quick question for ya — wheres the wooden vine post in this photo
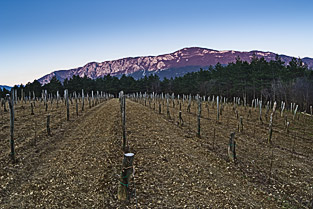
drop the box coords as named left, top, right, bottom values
left=293, top=105, right=298, bottom=120
left=197, top=96, right=201, bottom=137
left=285, top=121, right=290, bottom=133
left=82, top=89, right=85, bottom=111
left=14, top=89, right=17, bottom=105
left=206, top=101, right=209, bottom=120
left=268, top=102, right=277, bottom=144
left=290, top=102, right=293, bottom=113
left=88, top=94, right=91, bottom=108
left=122, top=95, right=126, bottom=151
left=216, top=96, right=219, bottom=123
left=220, top=103, right=224, bottom=116
left=120, top=91, right=127, bottom=152
left=75, top=92, right=78, bottom=116
left=65, top=89, right=69, bottom=121
left=44, top=90, right=48, bottom=112
left=268, top=99, right=276, bottom=182
left=32, top=91, right=35, bottom=102
left=280, top=102, right=285, bottom=117
left=238, top=116, right=243, bottom=133
left=7, top=92, right=16, bottom=163
left=47, top=114, right=51, bottom=136
left=31, top=102, right=34, bottom=115
left=3, top=99, right=7, bottom=112
left=187, top=94, right=191, bottom=113
left=265, top=101, right=269, bottom=121
left=159, top=103, right=161, bottom=114
left=118, top=153, right=135, bottom=201
left=56, top=91, right=59, bottom=108
left=228, top=132, right=236, bottom=162
left=259, top=101, right=263, bottom=124
left=178, top=110, right=184, bottom=126
left=21, top=88, right=24, bottom=108
left=92, top=91, right=94, bottom=107
left=166, top=94, right=170, bottom=118
left=268, top=113, right=273, bottom=144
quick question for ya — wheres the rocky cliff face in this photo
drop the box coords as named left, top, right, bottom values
left=38, top=47, right=313, bottom=84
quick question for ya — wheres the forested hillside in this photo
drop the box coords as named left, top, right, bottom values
left=3, top=56, right=313, bottom=111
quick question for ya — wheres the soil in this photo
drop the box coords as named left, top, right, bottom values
left=0, top=98, right=312, bottom=208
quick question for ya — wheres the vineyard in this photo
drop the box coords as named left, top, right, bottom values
left=0, top=91, right=312, bottom=208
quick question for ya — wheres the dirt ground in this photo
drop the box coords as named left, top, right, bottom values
left=0, top=98, right=312, bottom=208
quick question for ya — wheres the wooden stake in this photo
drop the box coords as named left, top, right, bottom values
left=216, top=96, right=219, bottom=123
left=82, top=89, right=85, bottom=111
left=268, top=102, right=277, bottom=144
left=197, top=97, right=201, bottom=137
left=207, top=105, right=209, bottom=119
left=3, top=99, right=7, bottom=112
left=228, top=132, right=236, bottom=162
left=159, top=103, right=161, bottom=114
left=118, top=153, right=135, bottom=201
left=166, top=95, right=170, bottom=119
left=238, top=116, right=243, bottom=133
left=286, top=121, right=290, bottom=134
left=259, top=101, right=263, bottom=124
left=292, top=132, right=296, bottom=153
left=7, top=93, right=15, bottom=163
left=220, top=103, right=223, bottom=116
left=47, top=114, right=51, bottom=136
left=91, top=91, right=94, bottom=107
left=56, top=91, right=59, bottom=108
left=121, top=94, right=127, bottom=152
left=268, top=114, right=273, bottom=144
left=21, top=88, right=24, bottom=108
left=75, top=92, right=78, bottom=116
left=65, top=89, right=69, bottom=121
left=31, top=102, right=34, bottom=115
left=187, top=95, right=191, bottom=113
left=293, top=105, right=298, bottom=120
left=178, top=111, right=184, bottom=126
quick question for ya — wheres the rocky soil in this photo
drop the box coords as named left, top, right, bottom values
left=0, top=98, right=312, bottom=208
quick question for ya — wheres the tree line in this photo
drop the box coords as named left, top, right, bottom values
left=0, top=88, right=10, bottom=98
left=2, top=55, right=313, bottom=111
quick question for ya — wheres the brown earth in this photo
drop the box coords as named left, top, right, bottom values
left=0, top=98, right=312, bottom=208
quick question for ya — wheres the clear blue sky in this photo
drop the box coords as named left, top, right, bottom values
left=1, top=0, right=313, bottom=86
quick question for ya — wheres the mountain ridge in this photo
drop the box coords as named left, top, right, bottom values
left=38, top=47, right=313, bottom=84
left=0, top=85, right=12, bottom=91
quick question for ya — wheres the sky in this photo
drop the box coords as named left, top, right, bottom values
left=0, top=0, right=313, bottom=86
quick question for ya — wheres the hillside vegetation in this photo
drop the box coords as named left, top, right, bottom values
left=4, top=56, right=312, bottom=112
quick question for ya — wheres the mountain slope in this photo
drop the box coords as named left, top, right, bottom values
left=38, top=47, right=313, bottom=84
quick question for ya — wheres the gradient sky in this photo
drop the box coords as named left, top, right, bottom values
left=1, top=0, right=313, bottom=86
